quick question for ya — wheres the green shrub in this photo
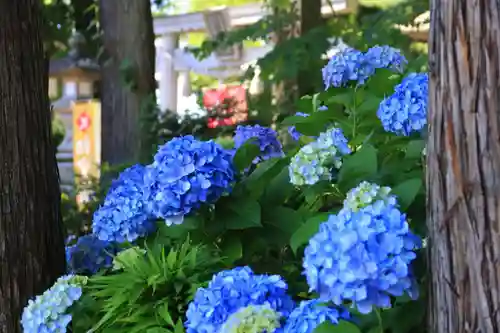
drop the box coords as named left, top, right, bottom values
left=72, top=240, right=221, bottom=332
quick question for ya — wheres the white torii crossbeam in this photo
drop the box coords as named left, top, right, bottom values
left=153, top=0, right=357, bottom=112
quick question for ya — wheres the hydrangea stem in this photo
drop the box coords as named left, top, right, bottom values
left=375, top=308, right=384, bottom=333
left=351, top=89, right=358, bottom=149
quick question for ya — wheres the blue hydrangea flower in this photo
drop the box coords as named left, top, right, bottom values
left=21, top=275, right=84, bottom=333
left=185, top=266, right=294, bottom=333
left=377, top=73, right=428, bottom=136
left=303, top=201, right=421, bottom=314
left=288, top=112, right=310, bottom=141
left=234, top=125, right=284, bottom=164
left=289, top=127, right=351, bottom=186
left=220, top=304, right=282, bottom=333
left=108, top=164, right=148, bottom=192
left=283, top=300, right=350, bottom=333
left=344, top=181, right=396, bottom=212
left=92, top=164, right=155, bottom=243
left=65, top=234, right=119, bottom=275
left=364, top=45, right=407, bottom=73
left=65, top=235, right=76, bottom=245
left=322, top=48, right=371, bottom=89
left=144, top=135, right=235, bottom=226
left=323, top=45, right=408, bottom=90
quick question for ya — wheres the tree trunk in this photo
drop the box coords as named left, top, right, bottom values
left=270, top=1, right=299, bottom=119
left=99, top=0, right=156, bottom=166
left=72, top=0, right=98, bottom=58
left=0, top=1, right=66, bottom=332
left=427, top=1, right=500, bottom=332
left=297, top=0, right=325, bottom=96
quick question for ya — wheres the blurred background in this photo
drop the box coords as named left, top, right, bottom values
left=43, top=0, right=429, bottom=237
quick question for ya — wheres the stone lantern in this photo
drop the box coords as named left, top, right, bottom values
left=49, top=31, right=100, bottom=187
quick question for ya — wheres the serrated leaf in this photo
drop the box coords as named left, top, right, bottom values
left=367, top=68, right=401, bottom=97
left=405, top=140, right=425, bottom=159
left=220, top=199, right=262, bottom=230
left=290, top=213, right=330, bottom=254
left=314, top=320, right=362, bottom=333
left=261, top=167, right=295, bottom=206
left=243, top=157, right=290, bottom=199
left=327, top=92, right=354, bottom=107
left=392, top=178, right=422, bottom=210
left=282, top=114, right=312, bottom=126
left=296, top=95, right=315, bottom=114
left=233, top=140, right=261, bottom=172
left=264, top=206, right=303, bottom=235
left=384, top=299, right=425, bottom=333
left=220, top=236, right=243, bottom=265
left=179, top=215, right=203, bottom=230
left=356, top=95, right=383, bottom=114
left=282, top=108, right=342, bottom=136
left=338, top=144, right=378, bottom=190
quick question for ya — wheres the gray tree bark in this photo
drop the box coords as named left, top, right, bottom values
left=427, top=0, right=500, bottom=332
left=99, top=0, right=156, bottom=165
left=0, top=1, right=66, bottom=332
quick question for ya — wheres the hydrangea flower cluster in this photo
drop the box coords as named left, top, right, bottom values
left=108, top=163, right=148, bottom=192
left=65, top=234, right=119, bottom=275
left=233, top=125, right=284, bottom=164
left=220, top=304, right=282, bottom=333
left=377, top=72, right=428, bottom=136
left=185, top=266, right=294, bottom=333
left=322, top=45, right=407, bottom=89
left=322, top=48, right=370, bottom=89
left=303, top=199, right=421, bottom=314
left=92, top=164, right=155, bottom=243
left=144, top=135, right=235, bottom=226
left=283, top=300, right=350, bottom=333
left=289, top=127, right=351, bottom=186
left=21, top=275, right=83, bottom=333
left=363, top=45, right=407, bottom=73
left=344, top=181, right=396, bottom=212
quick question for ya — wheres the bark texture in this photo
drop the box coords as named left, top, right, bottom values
left=427, top=0, right=500, bottom=332
left=99, top=0, right=156, bottom=166
left=0, top=1, right=65, bottom=332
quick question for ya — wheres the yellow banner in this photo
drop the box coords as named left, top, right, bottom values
left=72, top=100, right=101, bottom=183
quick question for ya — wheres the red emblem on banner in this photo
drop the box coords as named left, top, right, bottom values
left=76, top=112, right=91, bottom=132
left=203, top=85, right=248, bottom=128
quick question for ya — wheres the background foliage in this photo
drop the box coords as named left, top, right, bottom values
left=38, top=1, right=431, bottom=332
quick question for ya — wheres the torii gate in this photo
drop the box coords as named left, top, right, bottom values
left=153, top=0, right=358, bottom=112
left=52, top=0, right=357, bottom=187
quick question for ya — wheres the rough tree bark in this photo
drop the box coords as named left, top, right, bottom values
left=0, top=1, right=66, bottom=332
left=427, top=0, right=500, bottom=332
left=99, top=0, right=156, bottom=166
